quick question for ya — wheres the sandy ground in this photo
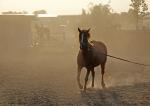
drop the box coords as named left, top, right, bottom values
left=0, top=43, right=150, bottom=106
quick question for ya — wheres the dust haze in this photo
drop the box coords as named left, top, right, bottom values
left=0, top=2, right=150, bottom=106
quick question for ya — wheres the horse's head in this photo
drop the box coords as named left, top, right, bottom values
left=78, top=28, right=91, bottom=50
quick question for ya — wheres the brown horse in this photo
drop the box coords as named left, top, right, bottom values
left=77, top=28, right=107, bottom=91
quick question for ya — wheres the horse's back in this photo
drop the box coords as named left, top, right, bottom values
left=91, top=40, right=107, bottom=54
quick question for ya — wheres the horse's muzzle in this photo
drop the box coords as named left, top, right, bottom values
left=80, top=43, right=87, bottom=50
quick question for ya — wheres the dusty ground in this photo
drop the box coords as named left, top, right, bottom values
left=0, top=43, right=150, bottom=106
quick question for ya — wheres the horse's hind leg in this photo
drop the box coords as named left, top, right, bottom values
left=77, top=66, right=83, bottom=89
left=84, top=69, right=90, bottom=91
left=101, top=63, right=106, bottom=88
left=91, top=68, right=95, bottom=87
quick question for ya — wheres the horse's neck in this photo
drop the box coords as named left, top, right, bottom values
left=81, top=45, right=94, bottom=67
left=82, top=44, right=93, bottom=59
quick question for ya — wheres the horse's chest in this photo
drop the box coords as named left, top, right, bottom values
left=78, top=50, right=100, bottom=68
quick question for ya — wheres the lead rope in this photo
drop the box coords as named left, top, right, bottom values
left=101, top=53, right=150, bottom=67
left=89, top=41, right=150, bottom=67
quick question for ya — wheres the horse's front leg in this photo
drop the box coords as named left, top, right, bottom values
left=84, top=69, right=90, bottom=91
left=77, top=66, right=83, bottom=89
left=91, top=68, right=95, bottom=87
left=101, top=64, right=106, bottom=89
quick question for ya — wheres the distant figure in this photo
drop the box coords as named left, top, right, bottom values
left=77, top=28, right=107, bottom=91
left=35, top=24, right=50, bottom=40
left=42, top=25, right=50, bottom=40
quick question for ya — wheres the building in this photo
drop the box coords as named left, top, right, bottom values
left=143, top=14, right=150, bottom=29
left=0, top=14, right=35, bottom=49
left=32, top=14, right=81, bottom=44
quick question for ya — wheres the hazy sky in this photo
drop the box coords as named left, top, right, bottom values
left=0, top=0, right=149, bottom=15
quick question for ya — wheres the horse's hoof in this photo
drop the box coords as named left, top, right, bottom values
left=102, top=83, right=106, bottom=89
left=83, top=87, right=87, bottom=92
left=83, top=89, right=86, bottom=92
left=80, top=89, right=86, bottom=93
left=91, top=85, right=94, bottom=88
left=102, top=86, right=106, bottom=89
left=79, top=85, right=83, bottom=89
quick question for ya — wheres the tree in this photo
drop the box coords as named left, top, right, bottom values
left=79, top=3, right=119, bottom=33
left=2, top=11, right=28, bottom=14
left=33, top=10, right=47, bottom=16
left=88, top=4, right=113, bottom=31
left=82, top=9, right=86, bottom=16
left=130, top=0, right=148, bottom=29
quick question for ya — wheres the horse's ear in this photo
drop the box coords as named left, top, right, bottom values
left=87, top=28, right=91, bottom=32
left=78, top=28, right=81, bottom=32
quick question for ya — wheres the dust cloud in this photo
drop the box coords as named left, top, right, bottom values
left=0, top=14, right=150, bottom=105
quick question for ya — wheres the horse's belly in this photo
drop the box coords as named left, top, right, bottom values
left=77, top=50, right=107, bottom=68
left=97, top=54, right=107, bottom=63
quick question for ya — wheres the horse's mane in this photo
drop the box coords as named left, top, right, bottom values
left=87, top=32, right=91, bottom=39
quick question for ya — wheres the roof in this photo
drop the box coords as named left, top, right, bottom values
left=37, top=14, right=57, bottom=18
